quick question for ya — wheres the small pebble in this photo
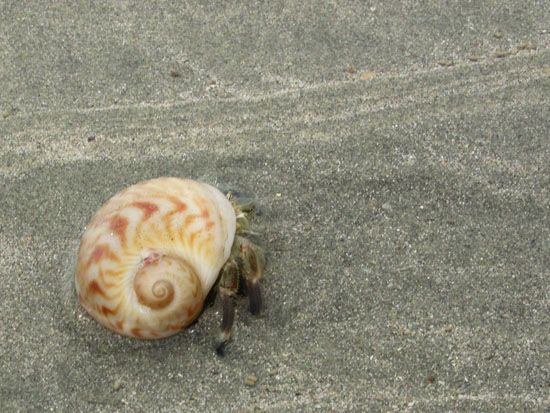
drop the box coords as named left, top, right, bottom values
left=437, top=60, right=454, bottom=67
left=113, top=379, right=124, bottom=391
left=244, top=374, right=258, bottom=387
left=494, top=50, right=511, bottom=58
left=444, top=324, right=455, bottom=333
left=360, top=71, right=378, bottom=81
left=516, top=43, right=536, bottom=51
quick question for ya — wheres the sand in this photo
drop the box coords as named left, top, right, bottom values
left=1, top=2, right=549, bottom=411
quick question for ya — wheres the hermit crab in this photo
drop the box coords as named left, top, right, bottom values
left=75, top=177, right=265, bottom=354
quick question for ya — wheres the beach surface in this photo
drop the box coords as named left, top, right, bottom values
left=1, top=2, right=549, bottom=411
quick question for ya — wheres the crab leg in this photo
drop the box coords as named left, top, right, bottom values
left=215, top=258, right=239, bottom=355
left=237, top=236, right=265, bottom=315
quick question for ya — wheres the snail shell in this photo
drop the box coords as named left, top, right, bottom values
left=75, top=177, right=236, bottom=339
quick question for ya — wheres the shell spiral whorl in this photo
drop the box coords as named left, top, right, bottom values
left=75, top=178, right=236, bottom=339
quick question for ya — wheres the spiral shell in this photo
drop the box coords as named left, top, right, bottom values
left=75, top=177, right=236, bottom=339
